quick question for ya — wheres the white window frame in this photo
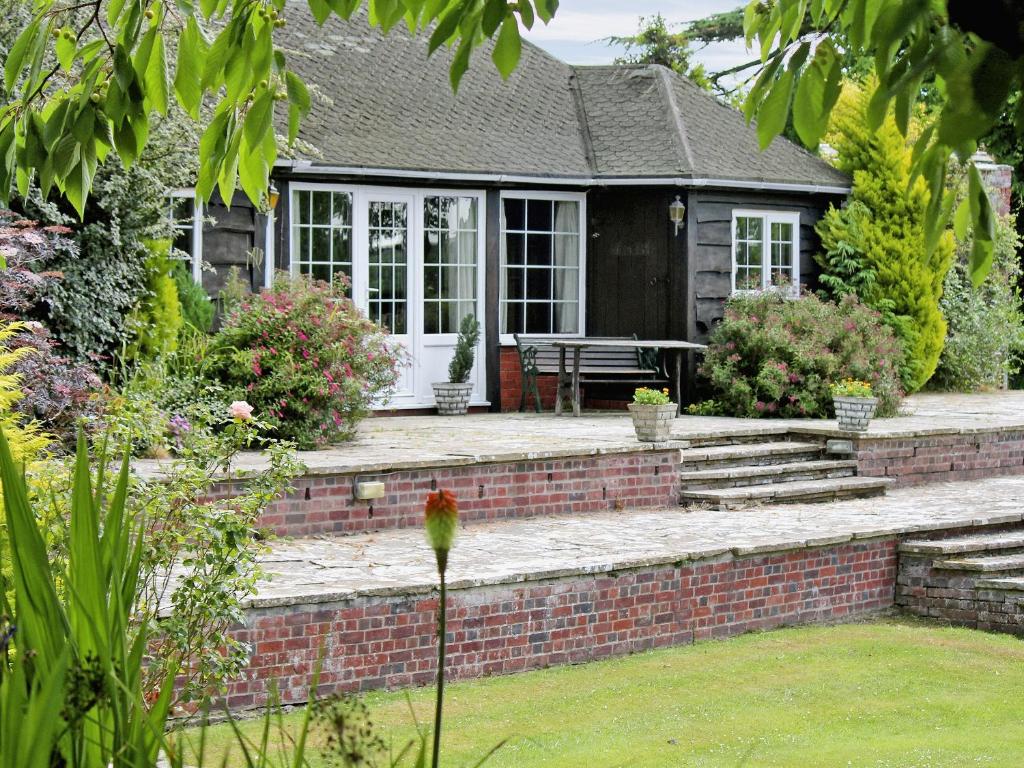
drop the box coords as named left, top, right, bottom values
left=730, top=209, right=801, bottom=296
left=498, top=189, right=587, bottom=344
left=286, top=182, right=487, bottom=341
left=168, top=188, right=203, bottom=284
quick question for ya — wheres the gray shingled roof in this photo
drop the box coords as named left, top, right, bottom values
left=277, top=5, right=849, bottom=189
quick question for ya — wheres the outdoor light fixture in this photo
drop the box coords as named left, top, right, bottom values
left=267, top=182, right=280, bottom=211
left=669, top=195, right=686, bottom=235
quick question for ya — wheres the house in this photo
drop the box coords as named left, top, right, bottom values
left=173, top=5, right=850, bottom=412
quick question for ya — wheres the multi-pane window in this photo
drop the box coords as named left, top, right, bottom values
left=423, top=196, right=478, bottom=334
left=732, top=211, right=800, bottom=294
left=500, top=196, right=582, bottom=335
left=292, top=189, right=353, bottom=284
left=367, top=200, right=408, bottom=334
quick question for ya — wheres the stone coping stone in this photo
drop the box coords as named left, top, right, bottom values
left=241, top=475, right=1024, bottom=610
left=935, top=553, right=1024, bottom=572
left=902, top=530, right=1024, bottom=555
left=975, top=576, right=1024, bottom=591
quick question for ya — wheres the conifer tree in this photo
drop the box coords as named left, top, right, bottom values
left=816, top=85, right=955, bottom=393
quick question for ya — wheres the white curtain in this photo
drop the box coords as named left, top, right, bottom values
left=553, top=201, right=579, bottom=333
left=448, top=197, right=478, bottom=332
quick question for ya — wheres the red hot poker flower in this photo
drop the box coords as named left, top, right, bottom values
left=424, top=489, right=458, bottom=570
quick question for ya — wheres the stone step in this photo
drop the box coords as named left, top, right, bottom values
left=680, top=476, right=892, bottom=510
left=678, top=459, right=858, bottom=490
left=678, top=441, right=825, bottom=471
left=975, top=576, right=1024, bottom=591
left=934, top=552, right=1024, bottom=576
left=900, top=530, right=1024, bottom=556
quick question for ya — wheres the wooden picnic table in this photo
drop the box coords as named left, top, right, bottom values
left=550, top=338, right=707, bottom=417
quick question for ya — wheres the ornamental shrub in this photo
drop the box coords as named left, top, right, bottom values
left=696, top=292, right=903, bottom=419
left=932, top=213, right=1024, bottom=391
left=124, top=239, right=183, bottom=361
left=816, top=83, right=955, bottom=393
left=208, top=275, right=400, bottom=448
left=447, top=313, right=480, bottom=383
left=172, top=258, right=214, bottom=332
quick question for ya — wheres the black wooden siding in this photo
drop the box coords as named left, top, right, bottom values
left=201, top=191, right=269, bottom=298
left=684, top=189, right=840, bottom=343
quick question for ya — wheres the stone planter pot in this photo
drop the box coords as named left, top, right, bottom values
left=432, top=382, right=474, bottom=415
left=833, top=395, right=878, bottom=432
left=628, top=402, right=677, bottom=442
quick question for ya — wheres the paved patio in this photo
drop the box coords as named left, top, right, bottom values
left=136, top=391, right=1024, bottom=479
left=251, top=472, right=1024, bottom=609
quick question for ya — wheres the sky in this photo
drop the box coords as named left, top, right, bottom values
left=522, top=0, right=751, bottom=77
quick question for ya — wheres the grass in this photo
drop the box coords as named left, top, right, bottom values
left=187, top=619, right=1024, bottom=767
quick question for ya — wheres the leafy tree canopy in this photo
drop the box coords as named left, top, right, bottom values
left=1, top=0, right=557, bottom=218
left=607, top=14, right=711, bottom=91
left=743, top=0, right=1024, bottom=286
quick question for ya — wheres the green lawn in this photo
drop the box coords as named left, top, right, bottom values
left=189, top=619, right=1024, bottom=767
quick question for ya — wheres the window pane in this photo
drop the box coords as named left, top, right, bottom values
left=312, top=192, right=331, bottom=224
left=505, top=302, right=524, bottom=334
left=555, top=268, right=579, bottom=302
left=457, top=197, right=477, bottom=230
left=526, top=268, right=552, bottom=301
left=503, top=198, right=525, bottom=231
left=332, top=193, right=351, bottom=228
left=527, top=199, right=552, bottom=231
left=526, top=233, right=552, bottom=266
left=505, top=233, right=525, bottom=266
left=526, top=302, right=551, bottom=334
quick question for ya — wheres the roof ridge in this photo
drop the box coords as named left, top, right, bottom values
left=652, top=64, right=695, bottom=173
left=568, top=70, right=598, bottom=175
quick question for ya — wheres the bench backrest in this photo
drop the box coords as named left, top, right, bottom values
left=514, top=335, right=654, bottom=374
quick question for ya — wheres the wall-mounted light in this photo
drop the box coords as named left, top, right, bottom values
left=267, top=182, right=280, bottom=211
left=669, top=195, right=686, bottom=236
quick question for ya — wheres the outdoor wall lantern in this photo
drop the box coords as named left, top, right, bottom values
left=267, top=182, right=280, bottom=211
left=669, top=195, right=686, bottom=235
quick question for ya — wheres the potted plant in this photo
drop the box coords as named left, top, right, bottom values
left=433, top=314, right=481, bottom=415
left=830, top=378, right=878, bottom=432
left=628, top=386, right=677, bottom=442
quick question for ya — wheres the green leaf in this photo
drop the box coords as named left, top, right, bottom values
left=56, top=28, right=76, bottom=72
left=757, top=69, right=793, bottom=150
left=449, top=36, right=472, bottom=91
left=428, top=2, right=464, bottom=54
left=285, top=70, right=310, bottom=143
left=481, top=0, right=506, bottom=35
left=5, top=16, right=41, bottom=92
left=308, top=0, right=331, bottom=25
left=492, top=15, right=521, bottom=80
left=174, top=17, right=206, bottom=119
left=968, top=163, right=995, bottom=286
left=145, top=33, right=168, bottom=114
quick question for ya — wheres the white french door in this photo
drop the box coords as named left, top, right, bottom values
left=289, top=184, right=486, bottom=409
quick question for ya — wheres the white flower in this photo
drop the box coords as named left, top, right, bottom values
left=228, top=401, right=254, bottom=421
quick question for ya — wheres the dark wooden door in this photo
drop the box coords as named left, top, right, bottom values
left=587, top=188, right=671, bottom=339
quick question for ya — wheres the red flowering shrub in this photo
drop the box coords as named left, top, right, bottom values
left=208, top=275, right=400, bottom=448
left=696, top=292, right=903, bottom=418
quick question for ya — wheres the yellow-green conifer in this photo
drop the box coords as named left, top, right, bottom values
left=817, top=84, right=955, bottom=392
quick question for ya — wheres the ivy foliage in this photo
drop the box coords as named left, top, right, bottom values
left=741, top=0, right=1024, bottom=286
left=815, top=84, right=955, bottom=393
left=1, top=0, right=557, bottom=218
left=607, top=14, right=712, bottom=91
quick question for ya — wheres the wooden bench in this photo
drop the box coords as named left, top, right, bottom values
left=513, top=334, right=668, bottom=413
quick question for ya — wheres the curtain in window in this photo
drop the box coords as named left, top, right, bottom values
left=449, top=198, right=478, bottom=332
left=553, top=200, right=578, bottom=333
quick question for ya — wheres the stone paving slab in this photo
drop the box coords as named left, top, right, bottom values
left=249, top=474, right=1024, bottom=610
left=135, top=392, right=1024, bottom=481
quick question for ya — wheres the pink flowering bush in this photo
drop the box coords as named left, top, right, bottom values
left=209, top=275, right=400, bottom=448
left=696, top=292, right=903, bottom=419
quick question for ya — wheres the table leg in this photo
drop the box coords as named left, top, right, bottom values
left=572, top=347, right=582, bottom=417
left=555, top=347, right=566, bottom=416
left=674, top=350, right=683, bottom=416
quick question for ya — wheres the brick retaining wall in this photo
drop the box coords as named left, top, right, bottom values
left=210, top=449, right=682, bottom=538
left=898, top=547, right=1024, bottom=634
left=852, top=430, right=1024, bottom=486
left=224, top=538, right=897, bottom=711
